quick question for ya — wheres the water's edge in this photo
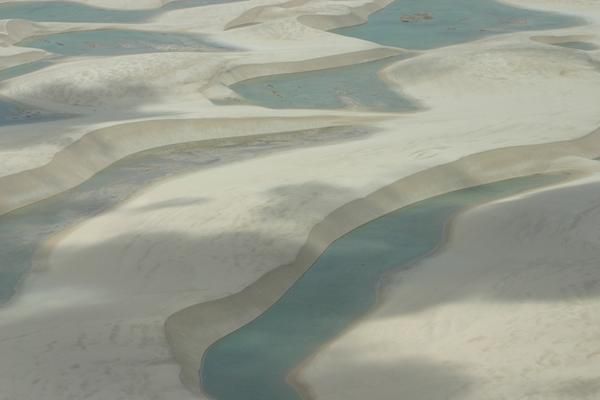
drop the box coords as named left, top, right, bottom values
left=199, top=173, right=563, bottom=400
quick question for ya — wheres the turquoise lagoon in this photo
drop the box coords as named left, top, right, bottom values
left=0, top=126, right=364, bottom=302
left=332, top=0, right=582, bottom=49
left=0, top=60, right=53, bottom=83
left=0, top=0, right=244, bottom=23
left=18, top=29, right=230, bottom=56
left=226, top=56, right=418, bottom=112
left=200, top=174, right=561, bottom=400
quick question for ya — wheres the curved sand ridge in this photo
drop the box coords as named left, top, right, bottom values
left=0, top=114, right=383, bottom=216
left=0, top=0, right=392, bottom=48
left=0, top=0, right=411, bottom=216
left=531, top=33, right=600, bottom=50
left=0, top=2, right=409, bottom=206
left=0, top=19, right=48, bottom=45
left=166, top=125, right=600, bottom=395
left=3, top=19, right=598, bottom=214
left=0, top=47, right=404, bottom=112
left=1, top=0, right=600, bottom=399
left=0, top=7, right=408, bottom=109
left=0, top=3, right=408, bottom=212
left=2, top=0, right=586, bottom=191
left=163, top=2, right=600, bottom=394
left=0, top=0, right=347, bottom=89
left=225, top=0, right=392, bottom=31
left=296, top=0, right=392, bottom=32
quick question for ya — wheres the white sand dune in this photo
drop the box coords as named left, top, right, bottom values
left=0, top=0, right=174, bottom=10
left=0, top=0, right=599, bottom=399
left=0, top=113, right=381, bottom=214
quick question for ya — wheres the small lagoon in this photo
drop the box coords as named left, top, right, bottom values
left=332, top=0, right=582, bottom=49
left=226, top=56, right=418, bottom=112
left=200, top=174, right=561, bottom=400
left=18, top=29, right=230, bottom=56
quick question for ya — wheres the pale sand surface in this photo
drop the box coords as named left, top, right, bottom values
left=0, top=0, right=599, bottom=399
left=0, top=0, right=182, bottom=10
left=298, top=173, right=600, bottom=400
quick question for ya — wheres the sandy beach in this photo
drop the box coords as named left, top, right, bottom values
left=1, top=0, right=600, bottom=399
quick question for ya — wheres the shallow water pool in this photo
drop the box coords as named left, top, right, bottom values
left=18, top=29, right=230, bottom=56
left=332, top=0, right=582, bottom=49
left=226, top=56, right=419, bottom=112
left=200, top=174, right=561, bottom=400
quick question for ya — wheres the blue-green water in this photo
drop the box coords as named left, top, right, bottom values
left=0, top=126, right=365, bottom=302
left=200, top=174, right=561, bottom=400
left=226, top=56, right=419, bottom=112
left=333, top=0, right=583, bottom=49
left=18, top=29, right=230, bottom=56
left=0, top=96, right=70, bottom=125
left=0, top=60, right=53, bottom=82
left=0, top=0, right=244, bottom=23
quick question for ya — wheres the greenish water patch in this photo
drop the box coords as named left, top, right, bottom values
left=0, top=60, right=53, bottom=82
left=0, top=126, right=367, bottom=302
left=552, top=41, right=599, bottom=51
left=225, top=57, right=418, bottom=112
left=0, top=0, right=244, bottom=23
left=0, top=96, right=70, bottom=125
left=19, top=29, right=230, bottom=56
left=332, top=0, right=583, bottom=49
left=200, top=173, right=561, bottom=400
